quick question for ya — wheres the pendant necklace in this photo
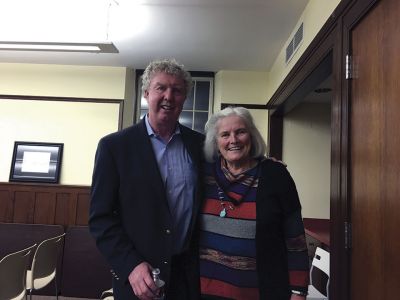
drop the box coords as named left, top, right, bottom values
left=214, top=162, right=260, bottom=218
left=217, top=187, right=234, bottom=217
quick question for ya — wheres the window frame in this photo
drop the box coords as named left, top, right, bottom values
left=134, top=70, right=214, bottom=133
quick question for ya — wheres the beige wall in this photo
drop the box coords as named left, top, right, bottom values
left=212, top=0, right=340, bottom=150
left=0, top=1, right=339, bottom=200
left=214, top=70, right=270, bottom=143
left=0, top=63, right=128, bottom=186
left=0, top=99, right=120, bottom=185
left=211, top=2, right=340, bottom=219
left=213, top=0, right=340, bottom=109
left=266, top=0, right=340, bottom=101
left=0, top=63, right=126, bottom=99
left=213, top=70, right=270, bottom=110
left=282, top=102, right=331, bottom=219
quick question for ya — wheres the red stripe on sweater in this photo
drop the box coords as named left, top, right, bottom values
left=202, top=198, right=256, bottom=219
left=201, top=277, right=259, bottom=300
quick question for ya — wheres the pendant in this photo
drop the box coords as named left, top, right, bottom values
left=219, top=207, right=227, bottom=218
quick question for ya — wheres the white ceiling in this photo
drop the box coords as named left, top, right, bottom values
left=0, top=0, right=309, bottom=72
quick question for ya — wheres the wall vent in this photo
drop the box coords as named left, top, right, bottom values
left=285, top=22, right=303, bottom=64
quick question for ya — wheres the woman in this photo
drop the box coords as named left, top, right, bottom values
left=199, top=107, right=309, bottom=300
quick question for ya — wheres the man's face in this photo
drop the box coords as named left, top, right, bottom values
left=144, top=72, right=186, bottom=127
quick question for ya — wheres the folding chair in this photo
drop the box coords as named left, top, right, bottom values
left=0, top=244, right=36, bottom=300
left=307, top=247, right=330, bottom=300
left=26, top=233, right=65, bottom=299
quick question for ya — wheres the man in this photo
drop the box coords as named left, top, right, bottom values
left=89, top=59, right=203, bottom=300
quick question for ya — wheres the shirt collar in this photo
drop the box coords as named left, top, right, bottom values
left=144, top=114, right=181, bottom=137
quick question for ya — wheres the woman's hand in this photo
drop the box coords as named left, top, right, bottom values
left=267, top=156, right=287, bottom=166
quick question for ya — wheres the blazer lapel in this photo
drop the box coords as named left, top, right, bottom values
left=135, top=119, right=167, bottom=205
left=179, top=125, right=204, bottom=245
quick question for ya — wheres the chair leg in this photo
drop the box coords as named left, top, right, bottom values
left=29, top=289, right=32, bottom=300
left=55, top=273, right=59, bottom=300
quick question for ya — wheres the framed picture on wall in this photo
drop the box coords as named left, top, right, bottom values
left=9, top=141, right=63, bottom=183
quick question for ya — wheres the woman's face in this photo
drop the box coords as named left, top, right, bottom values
left=216, top=115, right=252, bottom=166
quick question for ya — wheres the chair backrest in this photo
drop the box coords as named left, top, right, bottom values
left=30, top=233, right=65, bottom=290
left=100, top=288, right=114, bottom=300
left=310, top=247, right=330, bottom=298
left=0, top=244, right=36, bottom=300
left=311, top=247, right=330, bottom=278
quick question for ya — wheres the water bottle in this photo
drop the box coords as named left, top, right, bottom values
left=152, top=268, right=165, bottom=300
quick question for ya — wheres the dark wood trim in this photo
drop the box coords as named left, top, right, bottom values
left=338, top=1, right=380, bottom=300
left=265, top=1, right=383, bottom=300
left=0, top=94, right=122, bottom=103
left=135, top=69, right=215, bottom=78
left=267, top=0, right=352, bottom=112
left=268, top=114, right=283, bottom=159
left=0, top=182, right=90, bottom=226
left=329, top=9, right=347, bottom=300
left=0, top=94, right=124, bottom=130
left=220, top=103, right=273, bottom=110
left=268, top=28, right=336, bottom=114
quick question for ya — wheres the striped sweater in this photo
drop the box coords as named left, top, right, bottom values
left=199, top=158, right=309, bottom=300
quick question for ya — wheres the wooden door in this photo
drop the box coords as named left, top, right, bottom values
left=350, top=0, right=400, bottom=299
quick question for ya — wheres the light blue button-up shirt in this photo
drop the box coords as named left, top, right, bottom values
left=145, top=115, right=197, bottom=254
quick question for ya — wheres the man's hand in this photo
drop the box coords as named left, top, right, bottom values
left=128, top=262, right=159, bottom=300
left=290, top=294, right=306, bottom=300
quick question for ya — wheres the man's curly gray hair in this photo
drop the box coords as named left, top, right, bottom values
left=141, top=58, right=193, bottom=96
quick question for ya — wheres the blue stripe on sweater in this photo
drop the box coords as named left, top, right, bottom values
left=199, top=231, right=256, bottom=257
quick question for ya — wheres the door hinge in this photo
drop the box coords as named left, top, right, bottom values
left=344, top=221, right=352, bottom=249
left=345, top=54, right=352, bottom=79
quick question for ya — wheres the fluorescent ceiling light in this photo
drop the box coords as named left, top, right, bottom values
left=0, top=41, right=119, bottom=53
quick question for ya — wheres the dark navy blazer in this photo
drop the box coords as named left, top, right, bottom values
left=89, top=119, right=204, bottom=299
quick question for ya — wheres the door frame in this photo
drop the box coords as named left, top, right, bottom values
left=266, top=0, right=378, bottom=299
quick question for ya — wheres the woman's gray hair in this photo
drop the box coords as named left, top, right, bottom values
left=141, top=58, right=193, bottom=95
left=204, top=106, right=268, bottom=162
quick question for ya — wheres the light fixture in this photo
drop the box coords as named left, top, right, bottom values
left=0, top=41, right=119, bottom=53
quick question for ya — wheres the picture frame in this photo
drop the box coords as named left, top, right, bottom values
left=9, top=141, right=64, bottom=183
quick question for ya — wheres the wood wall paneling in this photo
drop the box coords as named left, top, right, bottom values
left=14, top=191, right=35, bottom=223
left=55, top=193, right=75, bottom=226
left=76, top=193, right=90, bottom=225
left=0, top=189, right=13, bottom=222
left=34, top=192, right=56, bottom=224
left=0, top=182, right=90, bottom=226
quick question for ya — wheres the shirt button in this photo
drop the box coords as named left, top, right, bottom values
left=163, top=261, right=168, bottom=265
left=166, top=229, right=171, bottom=234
